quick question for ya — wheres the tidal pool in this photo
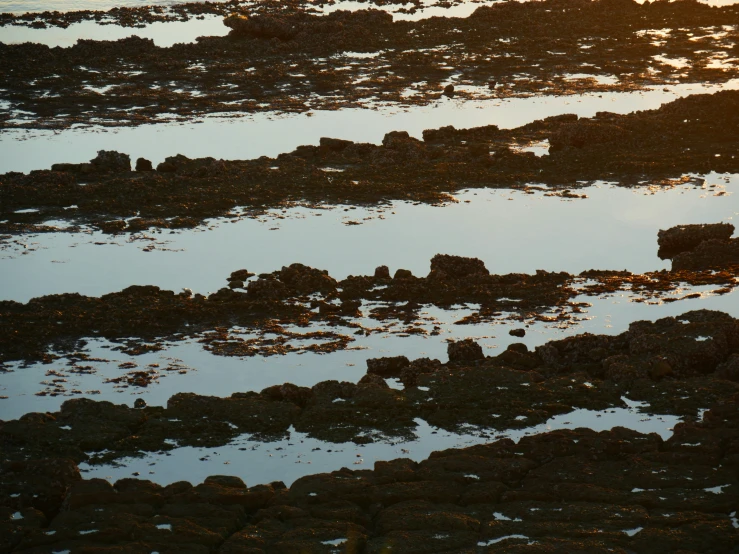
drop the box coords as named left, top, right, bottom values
left=79, top=404, right=681, bottom=488
left=1, top=177, right=736, bottom=302
left=3, top=80, right=738, bottom=174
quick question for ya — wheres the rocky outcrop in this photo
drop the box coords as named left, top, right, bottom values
left=658, top=222, right=735, bottom=258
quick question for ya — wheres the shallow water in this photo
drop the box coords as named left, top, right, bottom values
left=2, top=282, right=736, bottom=420
left=79, top=404, right=681, bottom=487
left=0, top=15, right=228, bottom=47
left=3, top=80, right=738, bottom=174
left=1, top=0, right=733, bottom=15
left=1, top=178, right=736, bottom=302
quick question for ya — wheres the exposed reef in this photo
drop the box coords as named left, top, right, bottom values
left=1, top=0, right=739, bottom=129
left=1, top=321, right=738, bottom=552
left=2, top=91, right=739, bottom=237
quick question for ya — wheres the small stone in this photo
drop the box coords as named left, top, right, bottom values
left=443, top=84, right=455, bottom=97
left=393, top=269, right=413, bottom=280
left=509, top=328, right=526, bottom=338
left=204, top=475, right=247, bottom=489
left=135, top=158, right=153, bottom=171
left=374, top=265, right=391, bottom=279
left=133, top=398, right=146, bottom=409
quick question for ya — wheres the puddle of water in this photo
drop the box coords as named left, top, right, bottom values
left=1, top=178, right=736, bottom=302
left=1, top=283, right=736, bottom=420
left=0, top=0, right=232, bottom=12
left=78, top=403, right=681, bottom=487
left=2, top=80, right=738, bottom=174
left=0, top=15, right=228, bottom=47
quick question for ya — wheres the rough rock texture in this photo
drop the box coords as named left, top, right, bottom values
left=658, top=222, right=735, bottom=258
left=3, top=403, right=738, bottom=553
left=4, top=92, right=739, bottom=237
left=448, top=338, right=485, bottom=363
left=672, top=238, right=739, bottom=271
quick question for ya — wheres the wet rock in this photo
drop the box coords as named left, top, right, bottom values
left=358, top=373, right=390, bottom=388
left=90, top=150, right=131, bottom=173
left=509, top=328, right=526, bottom=337
left=400, top=358, right=443, bottom=387
left=278, top=263, right=337, bottom=294
left=657, top=222, right=734, bottom=258
left=319, top=137, right=353, bottom=152
left=382, top=130, right=411, bottom=147
left=204, top=475, right=247, bottom=489
left=99, top=219, right=127, bottom=234
left=260, top=383, right=313, bottom=408
left=549, top=120, right=630, bottom=151
left=447, top=338, right=484, bottom=363
left=135, top=157, right=153, bottom=172
left=0, top=459, right=81, bottom=519
left=246, top=277, right=289, bottom=300
left=467, top=142, right=489, bottom=157
left=224, top=14, right=298, bottom=40
left=156, top=160, right=177, bottom=172
left=671, top=237, right=739, bottom=270
left=716, top=353, right=739, bottom=382
left=366, top=356, right=410, bottom=378
left=374, top=265, right=391, bottom=279
left=393, top=268, right=414, bottom=280
left=429, top=254, right=488, bottom=279
left=443, top=84, right=455, bottom=97
left=133, top=398, right=146, bottom=409
left=422, top=125, right=457, bottom=143
left=229, top=269, right=255, bottom=281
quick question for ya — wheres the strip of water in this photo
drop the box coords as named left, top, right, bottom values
left=3, top=81, right=738, bottom=174
left=1, top=178, right=736, bottom=302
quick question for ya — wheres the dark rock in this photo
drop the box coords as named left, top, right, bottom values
left=716, top=353, right=739, bottom=381
left=550, top=120, right=630, bottom=151
left=509, top=328, right=526, bottom=337
left=204, top=475, right=247, bottom=489
left=429, top=254, right=488, bottom=279
left=319, top=137, right=353, bottom=151
left=135, top=157, right=153, bottom=171
left=400, top=357, right=443, bottom=387
left=393, top=268, right=414, bottom=280
left=223, top=14, right=297, bottom=40
left=133, top=398, right=146, bottom=409
left=467, top=142, right=489, bottom=157
left=278, top=263, right=337, bottom=294
left=90, top=150, right=131, bottom=173
left=507, top=343, right=529, bottom=354
left=671, top=238, right=739, bottom=270
left=366, top=356, right=410, bottom=378
left=229, top=269, right=255, bottom=281
left=657, top=222, right=735, bottom=258
left=443, top=84, right=455, bottom=97
left=422, top=125, right=457, bottom=143
left=448, top=338, right=484, bottom=363
left=156, top=161, right=177, bottom=172
left=374, top=265, right=391, bottom=279
left=358, top=373, right=390, bottom=388
left=382, top=130, right=411, bottom=147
